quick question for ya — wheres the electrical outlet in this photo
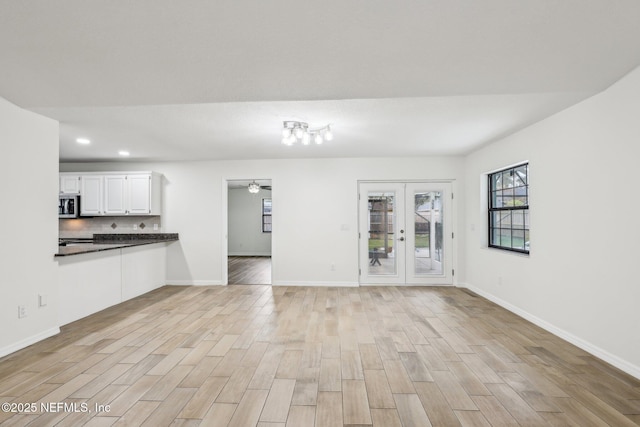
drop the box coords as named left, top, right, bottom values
left=153, top=224, right=158, bottom=231
left=133, top=224, right=138, bottom=230
left=18, top=305, right=27, bottom=319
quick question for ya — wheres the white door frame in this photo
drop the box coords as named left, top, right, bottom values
left=358, top=180, right=454, bottom=286
left=222, top=178, right=273, bottom=286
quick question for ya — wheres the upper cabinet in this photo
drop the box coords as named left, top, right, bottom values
left=80, top=175, right=103, bottom=215
left=104, top=175, right=128, bottom=215
left=59, top=174, right=81, bottom=194
left=71, top=172, right=162, bottom=216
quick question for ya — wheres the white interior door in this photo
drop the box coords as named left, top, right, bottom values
left=359, top=182, right=453, bottom=285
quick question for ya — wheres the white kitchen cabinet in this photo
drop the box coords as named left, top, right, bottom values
left=59, top=174, right=81, bottom=194
left=57, top=243, right=168, bottom=326
left=104, top=175, right=128, bottom=214
left=128, top=174, right=153, bottom=214
left=80, top=175, right=103, bottom=215
left=77, top=171, right=161, bottom=216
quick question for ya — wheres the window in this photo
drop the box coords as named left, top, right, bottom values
left=488, top=163, right=529, bottom=253
left=262, top=198, right=272, bottom=233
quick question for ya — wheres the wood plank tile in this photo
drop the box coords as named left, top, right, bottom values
left=319, top=358, right=342, bottom=392
left=414, top=381, right=462, bottom=427
left=341, top=350, right=364, bottom=380
left=363, top=369, right=395, bottom=409
left=370, top=408, right=403, bottom=427
left=275, top=350, right=303, bottom=379
left=394, top=393, right=433, bottom=427
left=140, top=388, right=196, bottom=427
left=106, top=375, right=161, bottom=417
left=208, top=334, right=240, bottom=357
left=141, top=365, right=192, bottom=401
left=342, top=380, right=372, bottom=425
left=112, top=401, right=160, bottom=426
left=227, top=389, right=268, bottom=427
left=260, top=379, right=296, bottom=423
left=285, top=405, right=315, bottom=427
left=400, top=351, right=433, bottom=382
left=382, top=359, right=415, bottom=393
left=291, top=379, right=318, bottom=406
left=485, top=382, right=547, bottom=426
left=359, top=343, right=384, bottom=370
left=200, top=402, right=237, bottom=427
left=431, top=370, right=477, bottom=411
left=316, top=391, right=343, bottom=427
left=454, top=410, right=491, bottom=427
left=215, top=366, right=256, bottom=403
left=470, top=395, right=520, bottom=426
left=179, top=376, right=228, bottom=418
left=446, top=361, right=491, bottom=397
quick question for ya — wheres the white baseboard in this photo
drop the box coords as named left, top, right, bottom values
left=461, top=282, right=640, bottom=380
left=359, top=282, right=453, bottom=287
left=165, top=280, right=224, bottom=286
left=0, top=327, right=60, bottom=359
left=272, top=281, right=359, bottom=287
left=228, top=252, right=272, bottom=257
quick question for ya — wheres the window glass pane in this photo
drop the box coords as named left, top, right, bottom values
left=502, top=170, right=514, bottom=189
left=500, top=229, right=512, bottom=247
left=524, top=211, right=529, bottom=229
left=263, top=215, right=272, bottom=232
left=512, top=230, right=525, bottom=250
left=491, top=211, right=502, bottom=228
left=491, top=228, right=500, bottom=246
left=499, top=211, right=511, bottom=229
left=502, top=188, right=514, bottom=207
left=511, top=211, right=524, bottom=229
left=368, top=192, right=396, bottom=276
left=515, top=165, right=528, bottom=185
left=262, top=199, right=272, bottom=214
left=493, top=173, right=502, bottom=190
left=493, top=190, right=503, bottom=208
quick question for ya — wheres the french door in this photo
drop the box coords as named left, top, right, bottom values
left=358, top=182, right=453, bottom=285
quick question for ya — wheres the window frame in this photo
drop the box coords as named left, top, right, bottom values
left=487, top=163, right=529, bottom=254
left=262, top=198, right=272, bottom=233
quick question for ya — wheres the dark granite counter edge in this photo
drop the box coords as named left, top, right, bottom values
left=55, top=235, right=179, bottom=257
left=93, top=233, right=179, bottom=243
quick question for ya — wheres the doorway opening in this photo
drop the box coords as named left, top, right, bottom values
left=358, top=181, right=453, bottom=285
left=227, top=179, right=272, bottom=285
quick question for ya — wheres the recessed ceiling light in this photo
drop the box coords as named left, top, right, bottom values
left=76, top=138, right=90, bottom=144
left=118, top=151, right=130, bottom=156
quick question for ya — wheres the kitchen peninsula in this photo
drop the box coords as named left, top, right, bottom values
left=56, top=233, right=179, bottom=326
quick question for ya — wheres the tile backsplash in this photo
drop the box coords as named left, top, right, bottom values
left=59, top=216, right=162, bottom=238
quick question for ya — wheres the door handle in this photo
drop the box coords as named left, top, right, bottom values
left=398, top=237, right=405, bottom=241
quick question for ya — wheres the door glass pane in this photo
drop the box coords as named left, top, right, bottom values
left=414, top=191, right=443, bottom=275
left=368, top=192, right=396, bottom=276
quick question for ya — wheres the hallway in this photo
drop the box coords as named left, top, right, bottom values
left=228, top=256, right=271, bottom=285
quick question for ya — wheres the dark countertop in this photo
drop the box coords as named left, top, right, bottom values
left=55, top=233, right=179, bottom=257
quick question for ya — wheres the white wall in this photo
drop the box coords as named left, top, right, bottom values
left=62, top=157, right=465, bottom=286
left=0, top=97, right=59, bottom=357
left=463, top=66, right=640, bottom=378
left=228, top=187, right=272, bottom=256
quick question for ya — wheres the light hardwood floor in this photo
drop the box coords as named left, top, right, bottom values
left=1, top=285, right=639, bottom=426
left=228, top=257, right=271, bottom=285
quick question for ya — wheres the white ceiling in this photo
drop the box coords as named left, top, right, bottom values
left=2, top=0, right=640, bottom=162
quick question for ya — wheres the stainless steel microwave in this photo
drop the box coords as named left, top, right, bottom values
left=59, top=195, right=79, bottom=218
